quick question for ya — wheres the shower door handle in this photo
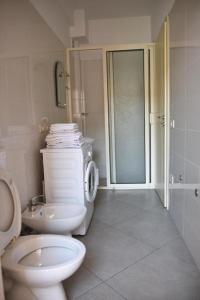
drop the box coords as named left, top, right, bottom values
left=81, top=113, right=89, bottom=116
left=157, top=115, right=165, bottom=120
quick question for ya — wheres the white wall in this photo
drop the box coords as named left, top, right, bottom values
left=169, top=0, right=200, bottom=271
left=151, top=0, right=175, bottom=41
left=88, top=16, right=151, bottom=45
left=0, top=0, right=69, bottom=209
left=30, top=0, right=71, bottom=46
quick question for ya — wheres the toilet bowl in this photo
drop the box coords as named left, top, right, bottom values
left=2, top=235, right=85, bottom=300
left=0, top=170, right=86, bottom=300
left=22, top=202, right=87, bottom=235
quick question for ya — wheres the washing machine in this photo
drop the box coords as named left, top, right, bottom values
left=40, top=140, right=99, bottom=235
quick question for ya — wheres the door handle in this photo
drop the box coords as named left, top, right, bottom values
left=81, top=112, right=88, bottom=116
left=157, top=115, right=165, bottom=120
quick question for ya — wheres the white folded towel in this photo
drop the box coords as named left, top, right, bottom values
left=46, top=123, right=85, bottom=149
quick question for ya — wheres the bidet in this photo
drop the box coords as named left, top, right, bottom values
left=22, top=202, right=87, bottom=235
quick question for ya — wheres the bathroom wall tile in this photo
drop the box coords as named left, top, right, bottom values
left=187, top=0, right=200, bottom=47
left=170, top=49, right=187, bottom=131
left=169, top=0, right=187, bottom=46
left=170, top=129, right=185, bottom=184
left=31, top=52, right=67, bottom=125
left=184, top=219, right=200, bottom=271
left=185, top=159, right=200, bottom=184
left=173, top=129, right=186, bottom=158
left=170, top=129, right=175, bottom=160
left=172, top=97, right=187, bottom=130
left=169, top=188, right=185, bottom=235
left=186, top=131, right=200, bottom=166
left=169, top=0, right=200, bottom=273
left=0, top=60, right=8, bottom=136
left=184, top=190, right=200, bottom=236
left=24, top=152, right=43, bottom=208
left=186, top=50, right=200, bottom=131
left=0, top=0, right=64, bottom=56
left=170, top=48, right=187, bottom=88
left=6, top=57, right=33, bottom=125
left=6, top=148, right=29, bottom=207
left=0, top=0, right=67, bottom=209
left=170, top=153, right=185, bottom=184
left=0, top=58, right=32, bottom=133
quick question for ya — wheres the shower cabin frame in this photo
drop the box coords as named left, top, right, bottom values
left=66, top=43, right=155, bottom=190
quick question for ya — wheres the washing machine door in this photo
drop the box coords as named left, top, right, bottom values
left=85, top=160, right=99, bottom=203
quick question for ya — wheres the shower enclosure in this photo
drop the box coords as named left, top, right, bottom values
left=67, top=49, right=107, bottom=186
left=67, top=44, right=153, bottom=188
left=107, top=49, right=148, bottom=184
left=105, top=45, right=152, bottom=188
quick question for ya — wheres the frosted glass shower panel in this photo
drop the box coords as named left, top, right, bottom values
left=69, top=49, right=107, bottom=185
left=108, top=50, right=146, bottom=184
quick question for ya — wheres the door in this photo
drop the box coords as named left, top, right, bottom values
left=154, top=19, right=170, bottom=207
left=106, top=48, right=150, bottom=186
left=85, top=160, right=99, bottom=202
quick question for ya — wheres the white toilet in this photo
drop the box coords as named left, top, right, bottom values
left=0, top=170, right=86, bottom=300
left=22, top=202, right=87, bottom=235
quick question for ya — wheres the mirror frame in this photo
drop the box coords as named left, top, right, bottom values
left=55, top=61, right=67, bottom=108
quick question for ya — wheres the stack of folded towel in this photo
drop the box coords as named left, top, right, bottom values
left=45, top=123, right=85, bottom=148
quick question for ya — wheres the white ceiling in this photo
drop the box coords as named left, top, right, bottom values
left=70, top=0, right=160, bottom=20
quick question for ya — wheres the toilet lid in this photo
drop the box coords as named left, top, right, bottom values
left=0, top=170, right=21, bottom=255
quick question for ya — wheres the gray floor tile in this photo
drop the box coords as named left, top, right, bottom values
left=96, top=189, right=163, bottom=214
left=139, top=243, right=200, bottom=281
left=94, top=194, right=142, bottom=226
left=74, top=190, right=200, bottom=299
left=76, top=283, right=125, bottom=300
left=107, top=241, right=200, bottom=300
left=63, top=266, right=102, bottom=299
left=114, top=209, right=179, bottom=248
left=107, top=260, right=168, bottom=300
left=160, top=237, right=198, bottom=267
left=163, top=279, right=200, bottom=300
left=78, top=219, right=154, bottom=280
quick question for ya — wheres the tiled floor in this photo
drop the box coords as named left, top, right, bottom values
left=63, top=190, right=200, bottom=300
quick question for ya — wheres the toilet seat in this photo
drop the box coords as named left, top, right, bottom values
left=0, top=170, right=21, bottom=255
left=0, top=170, right=86, bottom=300
left=2, top=234, right=85, bottom=287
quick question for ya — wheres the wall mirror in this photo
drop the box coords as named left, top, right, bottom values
left=55, top=61, right=67, bottom=108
